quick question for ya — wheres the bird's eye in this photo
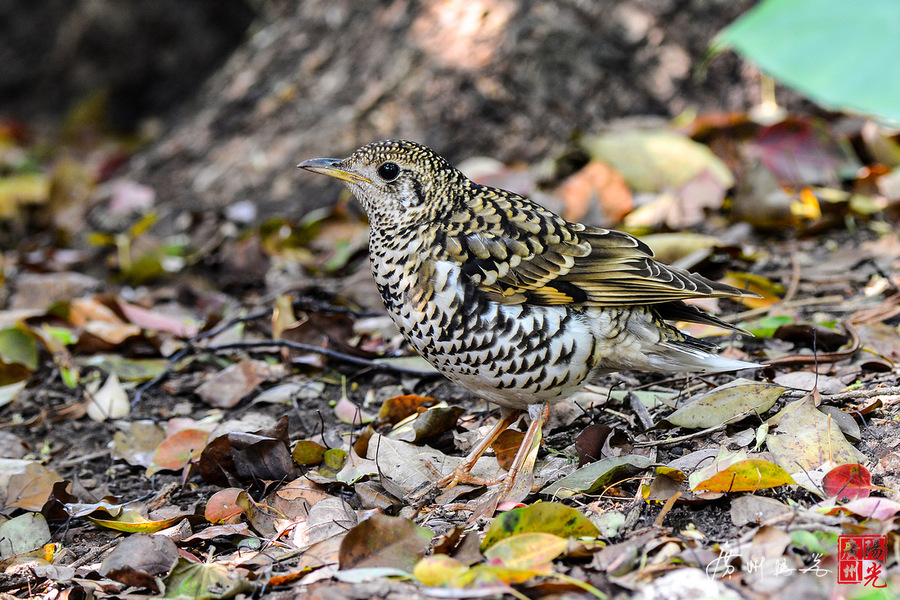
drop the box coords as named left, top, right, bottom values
left=377, top=162, right=400, bottom=182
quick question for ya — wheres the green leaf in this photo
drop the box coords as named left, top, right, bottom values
left=84, top=355, right=169, bottom=382
left=741, top=315, right=795, bottom=338
left=291, top=440, right=327, bottom=466
left=0, top=512, right=51, bottom=558
left=317, top=448, right=349, bottom=477
left=790, top=529, right=838, bottom=556
left=716, top=0, right=900, bottom=122
left=481, top=502, right=600, bottom=551
left=163, top=557, right=255, bottom=600
left=541, top=455, right=655, bottom=499
left=661, top=379, right=786, bottom=429
left=0, top=328, right=38, bottom=371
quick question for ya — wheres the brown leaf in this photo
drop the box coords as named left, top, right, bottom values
left=99, top=534, right=179, bottom=590
left=205, top=488, right=244, bottom=523
left=236, top=491, right=289, bottom=539
left=147, top=429, right=210, bottom=476
left=376, top=394, right=438, bottom=426
left=195, top=359, right=276, bottom=408
left=553, top=160, right=632, bottom=226
left=196, top=435, right=237, bottom=487
left=269, top=478, right=331, bottom=519
left=390, top=405, right=465, bottom=443
left=338, top=513, right=433, bottom=571
left=730, top=495, right=792, bottom=526
left=230, top=432, right=298, bottom=482
left=5, top=463, right=64, bottom=512
left=574, top=423, right=612, bottom=466
left=491, top=429, right=524, bottom=471
left=111, top=421, right=166, bottom=468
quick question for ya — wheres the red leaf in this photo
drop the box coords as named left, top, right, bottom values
left=823, top=463, right=873, bottom=502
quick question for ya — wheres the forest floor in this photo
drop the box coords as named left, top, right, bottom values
left=1, top=105, right=899, bottom=600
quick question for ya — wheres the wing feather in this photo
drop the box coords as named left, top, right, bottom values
left=443, top=184, right=757, bottom=310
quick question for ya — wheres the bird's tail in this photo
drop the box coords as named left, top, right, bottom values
left=648, top=336, right=758, bottom=373
left=601, top=307, right=759, bottom=375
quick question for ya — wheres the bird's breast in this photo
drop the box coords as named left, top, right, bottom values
left=371, top=251, right=613, bottom=409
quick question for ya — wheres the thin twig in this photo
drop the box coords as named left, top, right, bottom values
left=291, top=297, right=385, bottom=318
left=765, top=322, right=861, bottom=367
left=55, top=448, right=112, bottom=468
left=782, top=254, right=802, bottom=304
left=130, top=305, right=432, bottom=405
left=724, top=294, right=846, bottom=323
left=131, top=308, right=274, bottom=405
left=205, top=340, right=434, bottom=376
left=781, top=385, right=900, bottom=403
left=68, top=536, right=122, bottom=568
left=633, top=423, right=728, bottom=448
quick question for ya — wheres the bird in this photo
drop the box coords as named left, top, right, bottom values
left=298, top=139, right=758, bottom=502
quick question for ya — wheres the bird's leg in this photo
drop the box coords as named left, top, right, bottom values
left=496, top=403, right=549, bottom=502
left=434, top=407, right=521, bottom=489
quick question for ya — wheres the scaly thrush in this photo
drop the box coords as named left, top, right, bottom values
left=299, top=139, right=757, bottom=501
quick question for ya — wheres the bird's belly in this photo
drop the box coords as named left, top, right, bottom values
left=382, top=262, right=616, bottom=410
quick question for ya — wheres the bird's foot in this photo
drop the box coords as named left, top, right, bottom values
left=407, top=459, right=505, bottom=509
left=433, top=463, right=505, bottom=490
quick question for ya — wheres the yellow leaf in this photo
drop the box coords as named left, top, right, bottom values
left=0, top=173, right=49, bottom=218
left=483, top=532, right=568, bottom=570
left=692, top=459, right=795, bottom=493
left=412, top=555, right=469, bottom=587
left=88, top=509, right=183, bottom=533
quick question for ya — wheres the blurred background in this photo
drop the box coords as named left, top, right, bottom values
left=1, top=0, right=776, bottom=220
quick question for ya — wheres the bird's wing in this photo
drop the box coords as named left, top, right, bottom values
left=443, top=187, right=754, bottom=307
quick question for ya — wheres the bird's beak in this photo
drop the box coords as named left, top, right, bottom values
left=297, top=157, right=371, bottom=184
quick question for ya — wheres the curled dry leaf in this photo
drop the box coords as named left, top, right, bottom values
left=205, top=488, right=245, bottom=523
left=85, top=372, right=130, bottom=422
left=376, top=394, right=439, bottom=426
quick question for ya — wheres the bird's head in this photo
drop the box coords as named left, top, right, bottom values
left=298, top=139, right=462, bottom=227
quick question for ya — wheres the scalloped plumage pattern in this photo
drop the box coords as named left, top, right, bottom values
left=299, top=140, right=757, bottom=410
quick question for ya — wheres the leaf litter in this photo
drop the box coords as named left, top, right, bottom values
left=0, top=104, right=899, bottom=600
